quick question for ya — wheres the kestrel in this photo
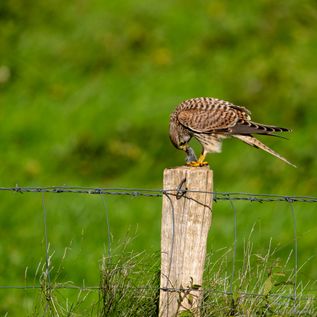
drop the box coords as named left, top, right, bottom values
left=169, top=97, right=296, bottom=167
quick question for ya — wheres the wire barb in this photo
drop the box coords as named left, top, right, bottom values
left=176, top=178, right=187, bottom=199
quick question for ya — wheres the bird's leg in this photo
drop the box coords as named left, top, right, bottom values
left=197, top=153, right=209, bottom=166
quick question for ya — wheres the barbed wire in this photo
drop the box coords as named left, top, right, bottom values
left=0, top=186, right=316, bottom=203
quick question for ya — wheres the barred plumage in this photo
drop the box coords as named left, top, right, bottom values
left=169, top=97, right=296, bottom=167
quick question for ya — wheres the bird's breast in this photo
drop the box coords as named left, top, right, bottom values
left=193, top=133, right=227, bottom=153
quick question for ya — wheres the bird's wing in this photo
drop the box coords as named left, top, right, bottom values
left=177, top=106, right=244, bottom=133
left=229, top=121, right=290, bottom=135
left=178, top=102, right=289, bottom=136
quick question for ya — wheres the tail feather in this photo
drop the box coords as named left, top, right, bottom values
left=234, top=135, right=296, bottom=168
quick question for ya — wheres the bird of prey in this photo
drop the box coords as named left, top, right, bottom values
left=169, top=97, right=296, bottom=167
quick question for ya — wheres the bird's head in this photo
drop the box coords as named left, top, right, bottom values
left=169, top=113, right=191, bottom=151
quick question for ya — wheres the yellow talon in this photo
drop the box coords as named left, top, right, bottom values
left=186, top=161, right=209, bottom=167
left=185, top=153, right=208, bottom=167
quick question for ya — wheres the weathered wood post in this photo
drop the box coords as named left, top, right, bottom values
left=159, top=166, right=213, bottom=317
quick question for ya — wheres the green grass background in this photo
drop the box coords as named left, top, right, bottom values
left=1, top=0, right=317, bottom=314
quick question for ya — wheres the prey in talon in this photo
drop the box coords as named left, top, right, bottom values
left=185, top=147, right=200, bottom=165
left=185, top=147, right=208, bottom=167
left=169, top=97, right=296, bottom=168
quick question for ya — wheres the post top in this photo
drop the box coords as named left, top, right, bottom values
left=164, top=165, right=211, bottom=171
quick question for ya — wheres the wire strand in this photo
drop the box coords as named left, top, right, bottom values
left=0, top=186, right=316, bottom=203
left=289, top=201, right=298, bottom=314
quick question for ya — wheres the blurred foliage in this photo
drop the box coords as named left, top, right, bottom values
left=1, top=0, right=317, bottom=191
left=0, top=0, right=317, bottom=314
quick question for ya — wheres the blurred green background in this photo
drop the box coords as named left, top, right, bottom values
left=1, top=0, right=317, bottom=314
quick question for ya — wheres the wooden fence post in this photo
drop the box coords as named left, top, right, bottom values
left=159, top=166, right=213, bottom=317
